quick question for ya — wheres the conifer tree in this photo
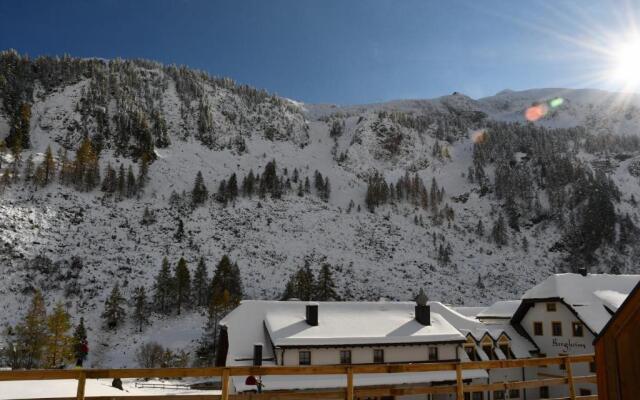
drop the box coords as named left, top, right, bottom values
left=16, top=290, right=48, bottom=369
left=132, top=286, right=149, bottom=333
left=102, top=284, right=126, bottom=330
left=41, top=145, right=56, bottom=185
left=23, top=154, right=34, bottom=183
left=196, top=289, right=236, bottom=365
left=101, top=163, right=117, bottom=194
left=210, top=255, right=243, bottom=303
left=154, top=257, right=174, bottom=314
left=175, top=218, right=185, bottom=242
left=126, top=165, right=137, bottom=198
left=72, top=317, right=88, bottom=363
left=137, top=155, right=150, bottom=192
left=192, top=171, right=208, bottom=206
left=192, top=257, right=209, bottom=308
left=175, top=257, right=191, bottom=315
left=315, top=263, right=339, bottom=301
left=491, top=214, right=508, bottom=247
left=6, top=102, right=31, bottom=149
left=44, top=302, right=73, bottom=368
left=281, top=264, right=315, bottom=300
left=227, top=173, right=238, bottom=201
left=74, top=138, right=100, bottom=191
left=475, top=220, right=484, bottom=237
left=242, top=170, right=255, bottom=197
left=141, top=206, right=156, bottom=225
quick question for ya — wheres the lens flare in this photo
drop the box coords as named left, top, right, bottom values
left=471, top=129, right=487, bottom=144
left=550, top=97, right=564, bottom=108
left=524, top=96, right=565, bottom=122
left=525, top=103, right=549, bottom=122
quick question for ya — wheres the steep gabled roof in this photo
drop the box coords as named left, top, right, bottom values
left=513, top=273, right=640, bottom=334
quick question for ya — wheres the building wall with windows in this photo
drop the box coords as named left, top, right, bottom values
left=279, top=343, right=460, bottom=366
left=519, top=300, right=597, bottom=398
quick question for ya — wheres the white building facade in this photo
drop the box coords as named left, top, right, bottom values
left=218, top=273, right=639, bottom=400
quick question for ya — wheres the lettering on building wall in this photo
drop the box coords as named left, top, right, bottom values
left=552, top=338, right=587, bottom=353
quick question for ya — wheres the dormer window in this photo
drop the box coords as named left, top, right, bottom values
left=482, top=345, right=495, bottom=360
left=464, top=345, right=478, bottom=361
left=499, top=343, right=514, bottom=359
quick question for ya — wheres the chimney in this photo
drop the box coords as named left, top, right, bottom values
left=306, top=303, right=318, bottom=326
left=578, top=267, right=588, bottom=277
left=253, top=343, right=263, bottom=366
left=415, top=288, right=430, bottom=326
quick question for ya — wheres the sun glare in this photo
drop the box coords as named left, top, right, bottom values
left=610, top=37, right=640, bottom=90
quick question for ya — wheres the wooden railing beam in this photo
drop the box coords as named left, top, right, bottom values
left=0, top=354, right=597, bottom=400
left=221, top=368, right=230, bottom=400
left=76, top=370, right=86, bottom=400
left=346, top=367, right=353, bottom=400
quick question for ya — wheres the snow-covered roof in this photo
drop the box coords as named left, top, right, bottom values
left=519, top=273, right=640, bottom=333
left=476, top=300, right=521, bottom=319
left=452, top=306, right=487, bottom=318
left=264, top=302, right=465, bottom=347
left=593, top=290, right=627, bottom=312
left=428, top=302, right=537, bottom=358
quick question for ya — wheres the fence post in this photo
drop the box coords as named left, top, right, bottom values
left=346, top=367, right=354, bottom=400
left=565, top=357, right=576, bottom=400
left=456, top=363, right=464, bottom=400
left=222, top=368, right=230, bottom=400
left=76, top=371, right=86, bottom=400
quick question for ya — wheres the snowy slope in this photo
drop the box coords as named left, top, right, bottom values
left=1, top=56, right=640, bottom=368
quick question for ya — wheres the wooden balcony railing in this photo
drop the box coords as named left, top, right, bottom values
left=0, top=354, right=597, bottom=400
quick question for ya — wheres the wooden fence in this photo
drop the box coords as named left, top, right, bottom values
left=0, top=354, right=597, bottom=400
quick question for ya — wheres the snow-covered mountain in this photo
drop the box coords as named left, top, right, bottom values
left=1, top=52, right=640, bottom=367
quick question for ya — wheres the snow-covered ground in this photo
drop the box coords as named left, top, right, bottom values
left=0, top=378, right=220, bottom=399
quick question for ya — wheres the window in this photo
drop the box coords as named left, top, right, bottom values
left=299, top=351, right=311, bottom=365
left=533, top=321, right=543, bottom=336
left=499, top=344, right=512, bottom=359
left=590, top=361, right=596, bottom=373
left=493, top=390, right=505, bottom=400
left=428, top=346, right=438, bottom=361
left=572, top=322, right=584, bottom=337
left=580, top=389, right=592, bottom=396
left=539, top=386, right=549, bottom=398
left=552, top=321, right=563, bottom=336
left=373, top=349, right=384, bottom=363
left=340, top=350, right=351, bottom=364
left=464, top=345, right=478, bottom=361
left=472, top=392, right=483, bottom=400
left=509, top=388, right=520, bottom=398
left=482, top=345, right=494, bottom=360
left=546, top=302, right=557, bottom=311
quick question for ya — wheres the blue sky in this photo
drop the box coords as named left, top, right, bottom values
left=0, top=0, right=636, bottom=104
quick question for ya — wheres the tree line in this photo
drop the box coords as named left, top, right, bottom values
left=1, top=291, right=87, bottom=369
